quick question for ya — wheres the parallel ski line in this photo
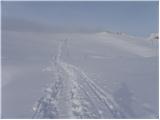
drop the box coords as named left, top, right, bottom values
left=65, top=63, right=127, bottom=118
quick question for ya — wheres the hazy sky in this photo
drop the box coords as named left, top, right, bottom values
left=2, top=1, right=159, bottom=37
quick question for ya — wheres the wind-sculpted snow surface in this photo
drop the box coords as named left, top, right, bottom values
left=32, top=41, right=97, bottom=118
left=32, top=57, right=126, bottom=118
left=32, top=38, right=158, bottom=118
left=2, top=31, right=158, bottom=118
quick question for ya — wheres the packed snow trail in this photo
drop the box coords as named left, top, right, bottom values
left=60, top=62, right=101, bottom=118
left=32, top=40, right=127, bottom=118
left=32, top=40, right=73, bottom=118
left=60, top=62, right=127, bottom=118
left=33, top=39, right=153, bottom=118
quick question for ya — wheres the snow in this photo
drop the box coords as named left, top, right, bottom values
left=149, top=33, right=159, bottom=40
left=2, top=31, right=158, bottom=118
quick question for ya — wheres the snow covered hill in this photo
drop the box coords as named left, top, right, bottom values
left=2, top=31, right=159, bottom=118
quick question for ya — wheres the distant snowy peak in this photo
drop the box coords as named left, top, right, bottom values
left=96, top=31, right=128, bottom=36
left=149, top=33, right=159, bottom=40
left=95, top=31, right=157, bottom=58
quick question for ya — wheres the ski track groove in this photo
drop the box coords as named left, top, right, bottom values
left=61, top=62, right=127, bottom=118
left=33, top=40, right=128, bottom=118
left=60, top=62, right=96, bottom=118
left=33, top=60, right=128, bottom=118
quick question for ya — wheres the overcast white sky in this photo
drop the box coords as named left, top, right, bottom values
left=2, top=1, right=159, bottom=37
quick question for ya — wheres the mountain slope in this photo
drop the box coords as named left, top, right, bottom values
left=2, top=31, right=158, bottom=118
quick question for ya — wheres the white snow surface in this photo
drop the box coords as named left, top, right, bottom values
left=2, top=31, right=159, bottom=118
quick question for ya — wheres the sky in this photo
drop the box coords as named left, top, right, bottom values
left=2, top=1, right=159, bottom=37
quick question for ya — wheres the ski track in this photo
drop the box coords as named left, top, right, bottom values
left=62, top=62, right=127, bottom=118
left=32, top=40, right=143, bottom=118
left=60, top=64, right=100, bottom=118
left=33, top=55, right=130, bottom=118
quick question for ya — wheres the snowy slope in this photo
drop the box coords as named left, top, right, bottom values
left=2, top=31, right=158, bottom=118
